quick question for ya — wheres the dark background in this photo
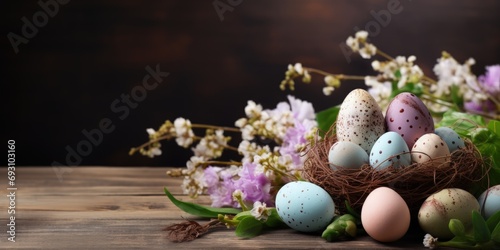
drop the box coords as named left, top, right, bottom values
left=2, top=0, right=500, bottom=167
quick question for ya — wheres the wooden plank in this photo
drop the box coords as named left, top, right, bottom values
left=0, top=167, right=426, bottom=248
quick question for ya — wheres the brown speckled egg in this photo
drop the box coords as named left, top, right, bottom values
left=385, top=92, right=434, bottom=149
left=411, top=133, right=451, bottom=168
left=336, top=89, right=386, bottom=154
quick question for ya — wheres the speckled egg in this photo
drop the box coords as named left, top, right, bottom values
left=336, top=89, right=386, bottom=154
left=419, top=188, right=479, bottom=239
left=369, top=132, right=411, bottom=170
left=435, top=127, right=465, bottom=153
left=328, top=141, right=369, bottom=170
left=275, top=181, right=335, bottom=232
left=411, top=133, right=451, bottom=168
left=478, top=185, right=500, bottom=219
left=386, top=92, right=434, bottom=149
left=361, top=187, right=411, bottom=242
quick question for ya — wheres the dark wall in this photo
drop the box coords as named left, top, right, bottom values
left=2, top=0, right=500, bottom=167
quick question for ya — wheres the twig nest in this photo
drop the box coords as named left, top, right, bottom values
left=303, top=131, right=486, bottom=213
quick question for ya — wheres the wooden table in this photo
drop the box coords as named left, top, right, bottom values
left=0, top=167, right=426, bottom=249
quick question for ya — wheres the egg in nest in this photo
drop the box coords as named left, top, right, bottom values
left=336, top=89, right=386, bottom=154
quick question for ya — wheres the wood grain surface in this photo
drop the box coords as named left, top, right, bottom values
left=0, top=167, right=427, bottom=249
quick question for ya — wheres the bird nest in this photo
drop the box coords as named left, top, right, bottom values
left=303, top=129, right=488, bottom=214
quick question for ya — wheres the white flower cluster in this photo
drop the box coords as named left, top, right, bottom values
left=158, top=96, right=318, bottom=201
left=279, top=63, right=312, bottom=91
left=173, top=118, right=195, bottom=148
left=432, top=52, right=488, bottom=111
left=235, top=100, right=294, bottom=143
left=422, top=234, right=437, bottom=249
left=192, top=129, right=228, bottom=159
left=346, top=31, right=377, bottom=59
left=365, top=55, right=424, bottom=111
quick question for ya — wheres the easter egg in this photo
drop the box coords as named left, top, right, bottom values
left=478, top=185, right=500, bottom=219
left=385, top=92, right=434, bottom=149
left=361, top=187, right=411, bottom=242
left=369, top=131, right=411, bottom=170
left=435, top=127, right=465, bottom=153
left=275, top=181, right=335, bottom=232
left=411, top=133, right=451, bottom=168
left=336, top=89, right=386, bottom=154
left=419, top=188, right=479, bottom=239
left=328, top=141, right=369, bottom=170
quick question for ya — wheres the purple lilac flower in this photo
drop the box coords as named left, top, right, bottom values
left=279, top=96, right=317, bottom=167
left=204, top=166, right=237, bottom=207
left=287, top=95, right=315, bottom=122
left=279, top=121, right=308, bottom=166
left=234, top=162, right=272, bottom=206
left=465, top=65, right=500, bottom=113
left=479, top=65, right=500, bottom=94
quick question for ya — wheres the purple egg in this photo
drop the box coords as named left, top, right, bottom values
left=385, top=92, right=434, bottom=149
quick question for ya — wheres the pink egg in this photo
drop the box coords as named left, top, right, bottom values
left=385, top=92, right=434, bottom=149
left=361, top=187, right=410, bottom=242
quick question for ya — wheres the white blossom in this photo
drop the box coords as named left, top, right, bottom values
left=244, top=101, right=263, bottom=119
left=423, top=234, right=437, bottom=249
left=359, top=43, right=377, bottom=59
left=250, top=201, right=271, bottom=221
left=323, top=86, right=335, bottom=96
left=173, top=118, right=195, bottom=148
left=293, top=63, right=304, bottom=75
left=146, top=128, right=156, bottom=136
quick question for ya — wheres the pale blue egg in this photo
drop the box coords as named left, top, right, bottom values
left=275, top=181, right=335, bottom=232
left=370, top=132, right=411, bottom=170
left=478, top=185, right=500, bottom=219
left=328, top=141, right=369, bottom=170
left=435, top=127, right=465, bottom=152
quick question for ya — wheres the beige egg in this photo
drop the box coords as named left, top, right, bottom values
left=361, top=187, right=410, bottom=242
left=336, top=89, right=386, bottom=154
left=411, top=133, right=451, bottom=168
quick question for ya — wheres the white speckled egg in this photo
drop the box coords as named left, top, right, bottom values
left=361, top=187, right=410, bottom=242
left=336, top=89, right=386, bottom=154
left=386, top=92, right=434, bottom=149
left=411, top=133, right=451, bottom=168
left=275, top=181, right=335, bottom=232
left=478, top=185, right=500, bottom=219
left=328, top=141, right=369, bottom=170
left=435, top=127, right=465, bottom=152
left=369, top=132, right=411, bottom=170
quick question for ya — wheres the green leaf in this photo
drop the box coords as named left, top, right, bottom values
left=488, top=120, right=500, bottom=137
left=437, top=111, right=486, bottom=138
left=164, top=187, right=241, bottom=218
left=394, top=69, right=402, bottom=79
left=487, top=210, right=500, bottom=232
left=441, top=235, right=476, bottom=248
left=345, top=200, right=361, bottom=220
left=233, top=211, right=254, bottom=223
left=491, top=219, right=500, bottom=243
left=470, top=128, right=500, bottom=190
left=450, top=85, right=464, bottom=109
left=315, top=105, right=340, bottom=136
left=264, top=208, right=286, bottom=228
left=472, top=210, right=491, bottom=243
left=449, top=219, right=466, bottom=237
left=235, top=216, right=263, bottom=238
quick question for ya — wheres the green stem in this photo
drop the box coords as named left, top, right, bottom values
left=436, top=240, right=494, bottom=249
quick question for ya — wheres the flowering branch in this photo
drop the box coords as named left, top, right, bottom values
left=281, top=30, right=500, bottom=121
